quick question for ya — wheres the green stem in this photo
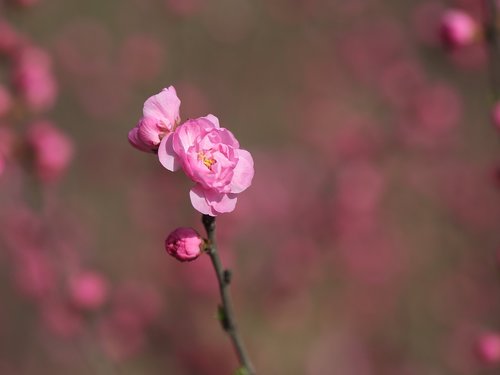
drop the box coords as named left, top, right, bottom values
left=202, top=214, right=256, bottom=375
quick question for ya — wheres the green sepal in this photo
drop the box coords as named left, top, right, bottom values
left=234, top=367, right=250, bottom=375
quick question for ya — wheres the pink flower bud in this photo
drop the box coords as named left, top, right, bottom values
left=128, top=117, right=166, bottom=152
left=440, top=9, right=478, bottom=49
left=69, top=271, right=109, bottom=310
left=476, top=333, right=500, bottom=364
left=165, top=227, right=204, bottom=262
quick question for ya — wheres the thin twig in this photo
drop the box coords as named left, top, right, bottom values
left=202, top=214, right=256, bottom=375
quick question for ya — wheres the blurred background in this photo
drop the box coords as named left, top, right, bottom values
left=1, top=0, right=500, bottom=374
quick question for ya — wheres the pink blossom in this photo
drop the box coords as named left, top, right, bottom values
left=476, top=333, right=500, bottom=364
left=159, top=115, right=254, bottom=215
left=13, top=250, right=55, bottom=300
left=13, top=46, right=58, bottom=112
left=27, top=121, right=74, bottom=183
left=0, top=21, right=24, bottom=56
left=440, top=9, right=478, bottom=49
left=98, top=307, right=147, bottom=361
left=41, top=300, right=83, bottom=339
left=0, top=127, right=14, bottom=176
left=69, top=271, right=109, bottom=310
left=128, top=86, right=181, bottom=152
left=11, top=0, right=40, bottom=8
left=492, top=101, right=500, bottom=130
left=0, top=85, right=13, bottom=118
left=165, top=227, right=204, bottom=262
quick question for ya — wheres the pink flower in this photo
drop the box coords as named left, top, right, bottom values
left=439, top=9, right=478, bottom=49
left=41, top=299, right=83, bottom=339
left=476, top=333, right=500, bottom=364
left=159, top=115, right=254, bottom=215
left=0, top=127, right=14, bottom=177
left=13, top=46, right=58, bottom=112
left=69, top=271, right=109, bottom=310
left=492, top=101, right=500, bottom=131
left=128, top=86, right=181, bottom=152
left=165, top=227, right=204, bottom=262
left=27, top=121, right=74, bottom=183
left=0, top=85, right=13, bottom=118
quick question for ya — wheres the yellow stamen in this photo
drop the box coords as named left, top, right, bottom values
left=199, top=152, right=216, bottom=170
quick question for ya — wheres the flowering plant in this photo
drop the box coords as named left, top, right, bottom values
left=129, top=87, right=254, bottom=216
left=128, top=85, right=256, bottom=374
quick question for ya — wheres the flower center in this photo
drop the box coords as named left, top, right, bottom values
left=198, top=151, right=216, bottom=170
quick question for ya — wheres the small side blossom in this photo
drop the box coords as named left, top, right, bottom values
left=158, top=115, right=254, bottom=215
left=165, top=227, right=204, bottom=262
left=128, top=86, right=181, bottom=152
left=439, top=9, right=478, bottom=49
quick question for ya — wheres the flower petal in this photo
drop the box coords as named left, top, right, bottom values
left=128, top=127, right=152, bottom=152
left=230, top=149, right=254, bottom=193
left=203, top=189, right=238, bottom=214
left=189, top=185, right=215, bottom=216
left=189, top=185, right=238, bottom=215
left=143, top=86, right=181, bottom=130
left=158, top=133, right=180, bottom=171
left=203, top=114, right=220, bottom=128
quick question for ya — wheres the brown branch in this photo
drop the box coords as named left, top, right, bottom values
left=202, top=214, right=256, bottom=375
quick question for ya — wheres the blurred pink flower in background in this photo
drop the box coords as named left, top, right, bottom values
left=26, top=121, right=74, bottom=183
left=98, top=282, right=163, bottom=361
left=68, top=271, right=109, bottom=311
left=13, top=250, right=55, bottom=300
left=2, top=1, right=500, bottom=374
left=440, top=9, right=478, bottom=49
left=0, top=127, right=14, bottom=177
left=0, top=85, right=13, bottom=118
left=13, top=46, right=58, bottom=112
left=492, top=101, right=500, bottom=130
left=0, top=20, right=24, bottom=56
left=11, top=0, right=40, bottom=8
left=476, top=333, right=500, bottom=364
left=41, top=299, right=83, bottom=339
